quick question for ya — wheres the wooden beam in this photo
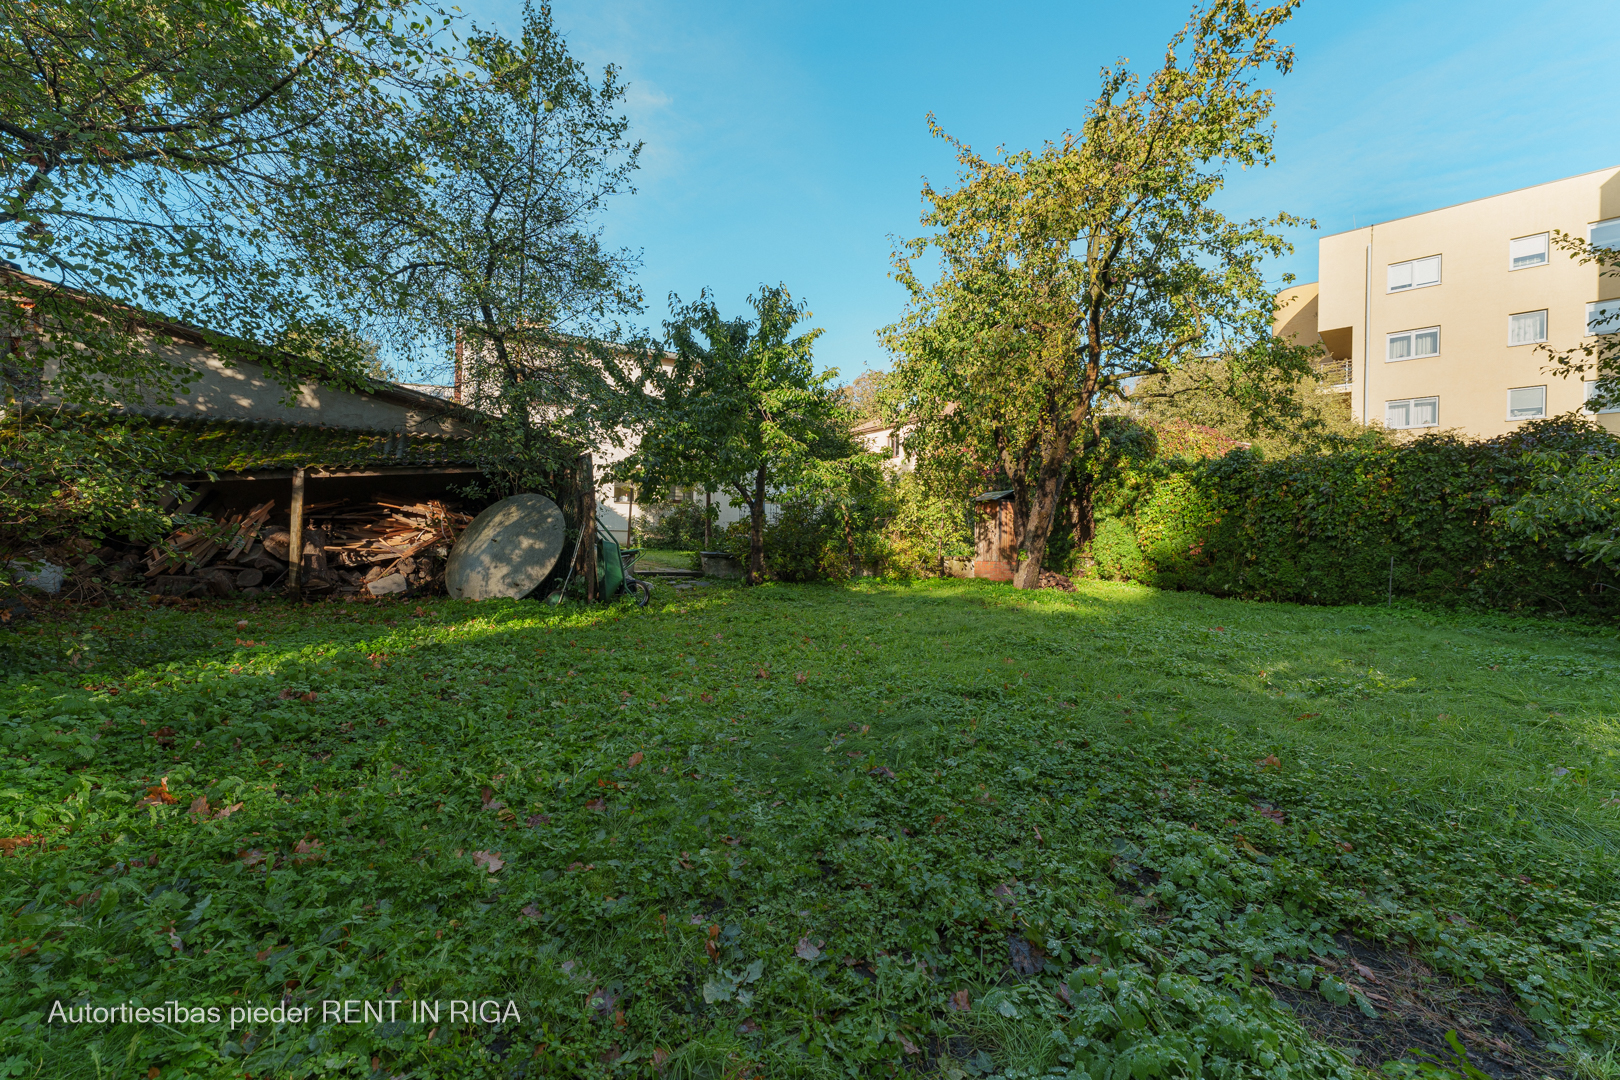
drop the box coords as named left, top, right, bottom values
left=577, top=453, right=597, bottom=602
left=287, top=467, right=306, bottom=595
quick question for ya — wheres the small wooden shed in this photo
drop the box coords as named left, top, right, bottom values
left=971, top=489, right=1018, bottom=581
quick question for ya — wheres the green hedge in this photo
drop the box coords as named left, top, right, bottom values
left=1110, top=418, right=1620, bottom=615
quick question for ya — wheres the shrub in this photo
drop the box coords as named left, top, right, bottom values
left=1101, top=417, right=1620, bottom=614
left=637, top=498, right=713, bottom=550
left=1090, top=517, right=1146, bottom=581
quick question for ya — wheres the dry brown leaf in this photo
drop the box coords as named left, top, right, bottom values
left=626, top=751, right=644, bottom=769
left=139, top=777, right=178, bottom=806
left=521, top=903, right=543, bottom=921
left=0, top=836, right=37, bottom=857
left=1255, top=755, right=1282, bottom=769
left=950, top=988, right=971, bottom=1012
left=794, top=936, right=822, bottom=961
left=585, top=797, right=607, bottom=812
left=472, top=850, right=504, bottom=874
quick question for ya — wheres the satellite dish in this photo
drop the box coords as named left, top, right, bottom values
left=445, top=494, right=566, bottom=600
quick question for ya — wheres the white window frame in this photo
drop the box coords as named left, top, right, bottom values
left=1588, top=299, right=1620, bottom=336
left=1591, top=217, right=1620, bottom=250
left=1387, top=255, right=1442, bottom=293
left=1507, top=309, right=1548, bottom=347
left=1508, top=232, right=1549, bottom=271
left=1384, top=397, right=1439, bottom=430
left=1507, top=385, right=1547, bottom=420
left=1386, top=326, right=1440, bottom=362
left=1585, top=380, right=1620, bottom=415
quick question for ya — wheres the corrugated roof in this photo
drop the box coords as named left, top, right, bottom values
left=149, top=418, right=480, bottom=473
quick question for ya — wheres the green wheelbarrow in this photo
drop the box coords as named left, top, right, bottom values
left=546, top=513, right=652, bottom=607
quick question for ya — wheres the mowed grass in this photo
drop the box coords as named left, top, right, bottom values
left=1, top=579, right=1618, bottom=1080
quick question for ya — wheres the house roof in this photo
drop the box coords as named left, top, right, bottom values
left=147, top=417, right=480, bottom=475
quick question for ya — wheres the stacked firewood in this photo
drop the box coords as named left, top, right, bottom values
left=141, top=499, right=471, bottom=598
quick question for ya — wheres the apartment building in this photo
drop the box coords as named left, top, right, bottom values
left=1275, top=165, right=1620, bottom=438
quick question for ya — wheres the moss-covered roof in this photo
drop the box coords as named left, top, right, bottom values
left=150, top=418, right=481, bottom=473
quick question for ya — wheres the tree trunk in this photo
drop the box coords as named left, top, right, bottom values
left=747, top=465, right=767, bottom=585
left=1012, top=451, right=1071, bottom=590
left=1069, top=475, right=1096, bottom=553
left=576, top=453, right=598, bottom=601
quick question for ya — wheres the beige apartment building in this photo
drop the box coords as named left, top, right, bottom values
left=1275, top=165, right=1620, bottom=438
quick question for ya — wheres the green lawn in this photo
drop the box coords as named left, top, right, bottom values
left=2, top=579, right=1618, bottom=1080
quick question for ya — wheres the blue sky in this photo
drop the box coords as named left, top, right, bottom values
left=480, top=0, right=1620, bottom=383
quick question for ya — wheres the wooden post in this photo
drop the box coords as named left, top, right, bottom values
left=287, top=467, right=306, bottom=595
left=576, top=453, right=597, bottom=601
left=626, top=483, right=635, bottom=548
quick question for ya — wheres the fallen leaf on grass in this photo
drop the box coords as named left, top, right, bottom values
left=237, top=848, right=270, bottom=870
left=626, top=751, right=644, bottom=769
left=755, top=668, right=770, bottom=679
left=472, top=850, right=504, bottom=874
left=722, top=836, right=741, bottom=847
left=526, top=813, right=550, bottom=827
left=1252, top=804, right=1286, bottom=823
left=520, top=903, right=543, bottom=921
left=867, top=766, right=896, bottom=780
left=138, top=777, right=178, bottom=806
left=651, top=1046, right=671, bottom=1071
left=898, top=1032, right=920, bottom=1054
left=1255, top=755, right=1281, bottom=769
left=793, top=672, right=807, bottom=685
left=292, top=838, right=325, bottom=863
left=480, top=787, right=504, bottom=811
left=585, top=798, right=607, bottom=812
left=0, top=836, right=37, bottom=857
left=794, top=937, right=822, bottom=961
left=949, top=988, right=971, bottom=1012
left=705, top=925, right=720, bottom=960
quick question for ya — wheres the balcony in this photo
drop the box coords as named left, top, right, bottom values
left=1312, top=357, right=1352, bottom=390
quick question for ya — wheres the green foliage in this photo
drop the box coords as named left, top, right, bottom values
left=882, top=471, right=971, bottom=576
left=880, top=1, right=1309, bottom=587
left=1128, top=357, right=1363, bottom=456
left=637, top=498, right=713, bottom=551
left=632, top=287, right=867, bottom=583
left=1090, top=517, right=1147, bottom=582
left=0, top=413, right=203, bottom=550
left=1497, top=449, right=1620, bottom=571
left=364, top=2, right=645, bottom=493
left=0, top=0, right=468, bottom=405
left=2, top=581, right=1618, bottom=1078
left=1093, top=417, right=1620, bottom=614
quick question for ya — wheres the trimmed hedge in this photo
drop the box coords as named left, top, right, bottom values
left=1110, top=418, right=1620, bottom=615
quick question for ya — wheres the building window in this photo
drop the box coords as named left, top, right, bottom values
left=887, top=431, right=901, bottom=457
left=1387, top=255, right=1441, bottom=292
left=1508, top=309, right=1548, bottom=346
left=1591, top=218, right=1620, bottom=249
left=1588, top=299, right=1620, bottom=335
left=1585, top=380, right=1620, bottom=414
left=1385, top=397, right=1439, bottom=429
left=1507, top=385, right=1547, bottom=420
left=1509, top=233, right=1548, bottom=270
left=1386, top=326, right=1440, bottom=361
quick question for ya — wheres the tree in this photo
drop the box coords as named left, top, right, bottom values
left=632, top=287, right=859, bottom=584
left=354, top=1, right=645, bottom=495
left=1541, top=232, right=1620, bottom=414
left=880, top=0, right=1308, bottom=589
left=0, top=0, right=466, bottom=410
left=838, top=369, right=890, bottom=423
left=1126, top=356, right=1363, bottom=455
